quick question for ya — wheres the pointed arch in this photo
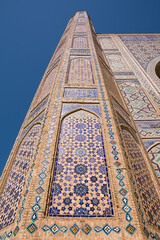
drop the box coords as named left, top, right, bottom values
left=147, top=55, right=160, bottom=91
left=49, top=110, right=113, bottom=217
left=121, top=124, right=139, bottom=144
left=148, top=143, right=160, bottom=181
left=61, top=107, right=101, bottom=122
left=0, top=123, right=41, bottom=230
left=147, top=142, right=160, bottom=152
left=122, top=128, right=160, bottom=229
left=72, top=37, right=89, bottom=49
left=35, top=65, right=58, bottom=105
left=67, top=57, right=94, bottom=85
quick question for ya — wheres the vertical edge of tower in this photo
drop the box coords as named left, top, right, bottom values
left=0, top=11, right=159, bottom=240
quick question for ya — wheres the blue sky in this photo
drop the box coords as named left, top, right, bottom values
left=0, top=0, right=160, bottom=175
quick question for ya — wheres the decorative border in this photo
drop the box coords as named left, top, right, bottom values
left=1, top=13, right=160, bottom=239
left=112, top=93, right=160, bottom=239
left=0, top=14, right=71, bottom=239
left=112, top=35, right=160, bottom=95
left=40, top=223, right=120, bottom=236
left=86, top=19, right=136, bottom=235
left=25, top=12, right=80, bottom=236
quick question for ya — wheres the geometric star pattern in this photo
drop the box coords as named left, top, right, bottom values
left=49, top=110, right=113, bottom=217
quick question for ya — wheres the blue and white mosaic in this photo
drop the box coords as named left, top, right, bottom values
left=29, top=96, right=49, bottom=120
left=86, top=20, right=137, bottom=235
left=41, top=223, right=121, bottom=236
left=21, top=112, right=44, bottom=140
left=64, top=88, right=98, bottom=98
left=0, top=124, right=41, bottom=230
left=49, top=110, right=113, bottom=217
left=143, top=139, right=160, bottom=150
left=61, top=103, right=101, bottom=117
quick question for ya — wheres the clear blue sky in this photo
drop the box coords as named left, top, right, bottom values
left=0, top=0, right=160, bottom=175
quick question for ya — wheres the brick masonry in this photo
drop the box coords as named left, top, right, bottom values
left=0, top=11, right=160, bottom=240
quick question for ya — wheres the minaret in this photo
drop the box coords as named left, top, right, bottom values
left=0, top=11, right=159, bottom=240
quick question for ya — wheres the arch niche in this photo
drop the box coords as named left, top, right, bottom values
left=49, top=109, right=113, bottom=217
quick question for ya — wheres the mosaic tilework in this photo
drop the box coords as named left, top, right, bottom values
left=72, top=37, right=89, bottom=48
left=29, top=96, right=49, bottom=120
left=73, top=33, right=87, bottom=37
left=148, top=144, right=160, bottom=181
left=118, top=82, right=157, bottom=118
left=113, top=35, right=160, bottom=95
left=148, top=90, right=160, bottom=109
left=112, top=97, right=132, bottom=123
left=0, top=230, right=13, bottom=239
left=21, top=111, right=44, bottom=140
left=120, top=35, right=160, bottom=41
left=99, top=59, right=124, bottom=107
left=147, top=56, right=160, bottom=91
left=61, top=103, right=101, bottom=117
left=143, top=139, right=160, bottom=150
left=24, top=15, right=79, bottom=236
left=77, top=17, right=85, bottom=23
left=70, top=55, right=91, bottom=60
left=51, top=39, right=66, bottom=65
left=49, top=110, right=113, bottom=217
left=98, top=37, right=117, bottom=50
left=48, top=55, right=61, bottom=71
left=63, top=29, right=70, bottom=39
left=16, top=31, right=64, bottom=237
left=1, top=12, right=77, bottom=239
left=86, top=20, right=135, bottom=235
left=4, top=13, right=160, bottom=239
left=105, top=54, right=130, bottom=71
left=70, top=49, right=90, bottom=55
left=125, top=224, right=136, bottom=235
left=119, top=35, right=160, bottom=70
left=67, top=57, right=94, bottom=85
left=36, top=66, right=58, bottom=104
left=122, top=129, right=160, bottom=230
left=41, top=223, right=121, bottom=236
left=64, top=88, right=98, bottom=98
left=114, top=74, right=137, bottom=80
left=75, top=25, right=87, bottom=32
left=132, top=113, right=160, bottom=120
left=117, top=113, right=139, bottom=142
left=116, top=79, right=140, bottom=84
left=94, top=40, right=104, bottom=61
left=114, top=71, right=135, bottom=76
left=135, top=120, right=160, bottom=138
left=0, top=124, right=41, bottom=230
left=150, top=232, right=160, bottom=239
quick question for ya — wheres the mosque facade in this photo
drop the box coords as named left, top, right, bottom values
left=0, top=11, right=160, bottom=239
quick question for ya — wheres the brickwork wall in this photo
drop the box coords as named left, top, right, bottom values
left=98, top=34, right=160, bottom=186
left=0, top=11, right=160, bottom=240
